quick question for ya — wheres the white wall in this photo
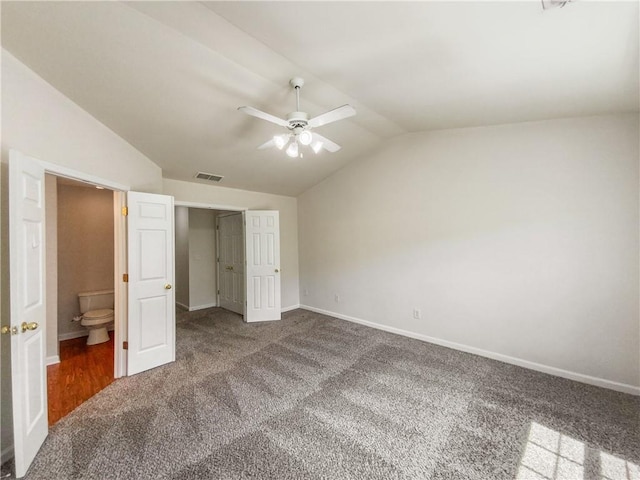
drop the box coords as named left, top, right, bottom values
left=175, top=206, right=190, bottom=308
left=164, top=179, right=300, bottom=310
left=298, top=114, right=639, bottom=392
left=1, top=51, right=163, bottom=460
left=188, top=209, right=218, bottom=309
left=1, top=50, right=163, bottom=192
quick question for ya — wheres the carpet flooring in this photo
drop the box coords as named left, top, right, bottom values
left=10, top=308, right=640, bottom=479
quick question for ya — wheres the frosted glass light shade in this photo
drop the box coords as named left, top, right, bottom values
left=286, top=142, right=299, bottom=158
left=298, top=130, right=313, bottom=146
left=273, top=135, right=288, bottom=150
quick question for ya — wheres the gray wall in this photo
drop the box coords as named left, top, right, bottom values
left=175, top=206, right=190, bottom=308
left=188, top=209, right=218, bottom=309
left=298, top=113, right=640, bottom=390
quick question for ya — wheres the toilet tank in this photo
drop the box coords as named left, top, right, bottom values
left=78, top=289, right=114, bottom=313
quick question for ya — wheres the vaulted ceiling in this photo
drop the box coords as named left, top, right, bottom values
left=2, top=1, right=638, bottom=196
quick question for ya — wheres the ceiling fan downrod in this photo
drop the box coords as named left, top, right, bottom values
left=290, top=76, right=304, bottom=113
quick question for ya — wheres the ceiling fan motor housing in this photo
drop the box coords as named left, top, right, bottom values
left=287, top=111, right=309, bottom=129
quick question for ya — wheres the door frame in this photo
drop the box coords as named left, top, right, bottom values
left=29, top=159, right=129, bottom=378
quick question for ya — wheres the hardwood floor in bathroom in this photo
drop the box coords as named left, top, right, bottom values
left=47, top=332, right=114, bottom=425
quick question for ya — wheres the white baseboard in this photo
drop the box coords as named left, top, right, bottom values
left=46, top=355, right=60, bottom=366
left=58, top=325, right=114, bottom=342
left=187, top=302, right=217, bottom=311
left=300, top=305, right=640, bottom=396
left=59, top=330, right=89, bottom=341
left=176, top=302, right=189, bottom=311
left=282, top=304, right=300, bottom=313
left=1, top=444, right=14, bottom=464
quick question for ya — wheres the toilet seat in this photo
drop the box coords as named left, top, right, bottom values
left=81, top=309, right=114, bottom=326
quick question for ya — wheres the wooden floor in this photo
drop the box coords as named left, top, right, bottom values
left=47, top=332, right=114, bottom=425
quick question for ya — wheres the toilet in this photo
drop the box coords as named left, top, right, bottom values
left=78, top=289, right=114, bottom=345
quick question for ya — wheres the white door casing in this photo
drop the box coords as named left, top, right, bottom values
left=127, top=191, right=175, bottom=375
left=245, top=211, right=281, bottom=322
left=218, top=213, right=244, bottom=315
left=9, top=150, right=49, bottom=478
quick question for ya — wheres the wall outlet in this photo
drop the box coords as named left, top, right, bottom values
left=413, top=308, right=421, bottom=320
left=334, top=294, right=340, bottom=303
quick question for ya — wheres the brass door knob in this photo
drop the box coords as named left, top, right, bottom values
left=225, top=266, right=234, bottom=271
left=21, top=322, right=38, bottom=333
left=164, top=284, right=172, bottom=290
left=1, top=325, right=18, bottom=335
left=275, top=269, right=280, bottom=273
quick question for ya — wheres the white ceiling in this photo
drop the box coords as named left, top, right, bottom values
left=2, top=1, right=638, bottom=196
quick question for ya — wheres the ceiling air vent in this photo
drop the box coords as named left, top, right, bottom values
left=195, top=172, right=224, bottom=182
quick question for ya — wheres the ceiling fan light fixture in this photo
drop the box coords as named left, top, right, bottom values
left=286, top=141, right=299, bottom=158
left=273, top=134, right=288, bottom=150
left=238, top=77, right=355, bottom=158
left=298, top=130, right=313, bottom=146
left=311, top=141, right=324, bottom=154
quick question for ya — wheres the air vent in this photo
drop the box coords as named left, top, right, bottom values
left=195, top=172, right=224, bottom=182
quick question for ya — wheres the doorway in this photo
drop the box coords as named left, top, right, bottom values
left=7, top=150, right=176, bottom=477
left=45, top=175, right=116, bottom=424
left=174, top=207, right=243, bottom=316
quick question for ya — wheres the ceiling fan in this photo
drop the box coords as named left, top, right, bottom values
left=238, top=77, right=356, bottom=158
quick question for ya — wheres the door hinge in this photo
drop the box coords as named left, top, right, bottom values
left=123, top=341, right=128, bottom=350
left=121, top=206, right=128, bottom=216
left=217, top=289, right=220, bottom=295
left=123, top=273, right=129, bottom=283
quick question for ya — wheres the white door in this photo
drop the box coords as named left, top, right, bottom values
left=7, top=150, right=48, bottom=478
left=245, top=211, right=281, bottom=322
left=127, top=192, right=175, bottom=375
left=218, top=213, right=244, bottom=315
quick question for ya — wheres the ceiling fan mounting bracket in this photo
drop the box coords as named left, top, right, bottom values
left=289, top=77, right=305, bottom=89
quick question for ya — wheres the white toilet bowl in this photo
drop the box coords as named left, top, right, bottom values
left=81, top=309, right=114, bottom=345
left=78, top=289, right=114, bottom=346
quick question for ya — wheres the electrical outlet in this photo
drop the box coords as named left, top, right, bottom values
left=334, top=294, right=340, bottom=303
left=413, top=308, right=421, bottom=320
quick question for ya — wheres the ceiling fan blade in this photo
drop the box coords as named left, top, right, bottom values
left=312, top=133, right=341, bottom=153
left=238, top=106, right=289, bottom=127
left=257, top=138, right=275, bottom=150
left=308, top=105, right=356, bottom=128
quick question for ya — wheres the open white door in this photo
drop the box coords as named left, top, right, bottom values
left=218, top=213, right=244, bottom=315
left=8, top=150, right=48, bottom=478
left=245, top=211, right=281, bottom=322
left=127, top=191, right=175, bottom=375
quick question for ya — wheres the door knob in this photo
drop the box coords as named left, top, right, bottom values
left=164, top=284, right=172, bottom=290
left=1, top=325, right=18, bottom=335
left=226, top=266, right=234, bottom=271
left=275, top=269, right=280, bottom=273
left=21, top=322, right=38, bottom=333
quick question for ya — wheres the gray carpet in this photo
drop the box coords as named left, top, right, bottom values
left=12, top=308, right=640, bottom=479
